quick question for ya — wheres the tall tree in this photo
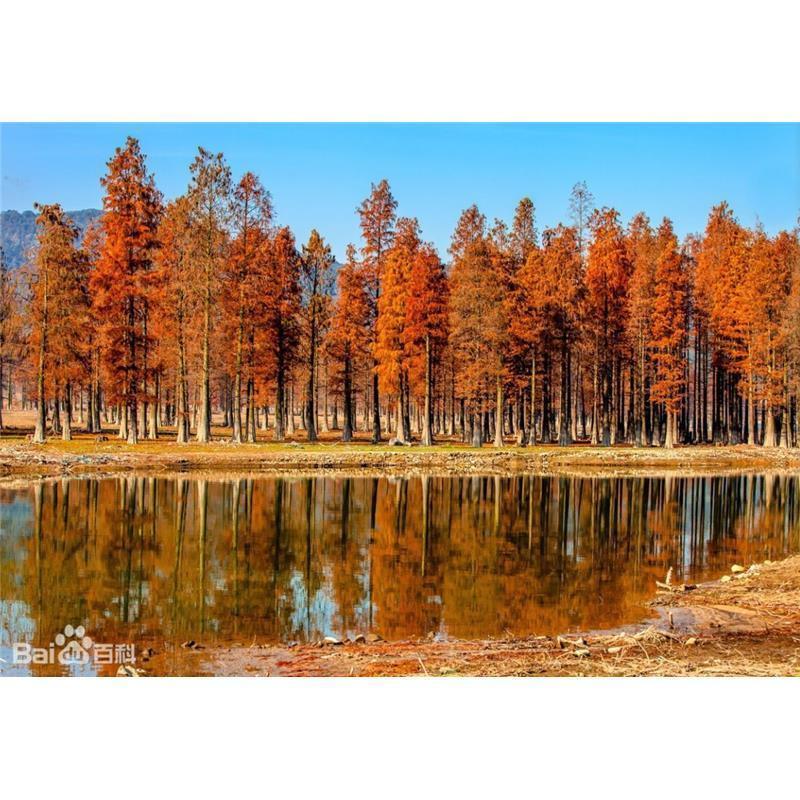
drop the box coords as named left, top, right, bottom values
left=300, top=229, right=335, bottom=441
left=81, top=222, right=104, bottom=434
left=696, top=203, right=747, bottom=444
left=27, top=205, right=86, bottom=442
left=506, top=198, right=539, bottom=444
left=512, top=243, right=546, bottom=444
left=261, top=227, right=301, bottom=441
left=50, top=226, right=91, bottom=441
left=449, top=207, right=507, bottom=447
left=487, top=223, right=514, bottom=446
left=358, top=179, right=397, bottom=442
left=187, top=148, right=231, bottom=443
left=0, top=248, right=21, bottom=432
left=376, top=217, right=420, bottom=442
left=92, top=137, right=162, bottom=444
left=585, top=208, right=631, bottom=445
left=404, top=243, right=449, bottom=445
left=155, top=197, right=195, bottom=442
left=541, top=224, right=583, bottom=445
left=227, top=173, right=272, bottom=443
left=625, top=213, right=657, bottom=445
left=650, top=219, right=689, bottom=448
left=328, top=244, right=370, bottom=441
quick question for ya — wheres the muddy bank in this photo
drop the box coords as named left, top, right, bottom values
left=4, top=438, right=800, bottom=479
left=141, top=556, right=800, bottom=677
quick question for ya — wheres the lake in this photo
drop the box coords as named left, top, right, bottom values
left=2, top=472, right=799, bottom=675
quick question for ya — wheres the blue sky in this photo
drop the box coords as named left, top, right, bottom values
left=2, top=123, right=798, bottom=259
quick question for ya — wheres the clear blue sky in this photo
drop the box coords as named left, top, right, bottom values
left=2, top=123, right=798, bottom=259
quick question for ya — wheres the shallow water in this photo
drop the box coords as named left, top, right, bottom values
left=2, top=473, right=799, bottom=675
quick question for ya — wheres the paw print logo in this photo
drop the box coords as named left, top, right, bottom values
left=55, top=624, right=93, bottom=665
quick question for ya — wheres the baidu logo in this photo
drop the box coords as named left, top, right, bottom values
left=12, top=624, right=134, bottom=667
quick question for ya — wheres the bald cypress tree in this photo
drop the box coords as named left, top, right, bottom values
left=187, top=148, right=231, bottom=443
left=92, top=138, right=162, bottom=444
left=300, top=229, right=335, bottom=442
left=358, top=180, right=397, bottom=442
left=650, top=219, right=689, bottom=448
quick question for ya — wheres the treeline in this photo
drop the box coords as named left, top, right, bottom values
left=1, top=136, right=799, bottom=448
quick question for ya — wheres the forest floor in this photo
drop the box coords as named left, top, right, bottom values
left=149, top=555, right=800, bottom=677
left=3, top=410, right=800, bottom=478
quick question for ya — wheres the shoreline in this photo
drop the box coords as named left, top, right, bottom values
left=5, top=437, right=800, bottom=480
left=149, top=555, right=800, bottom=677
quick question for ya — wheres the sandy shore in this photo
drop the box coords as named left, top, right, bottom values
left=4, top=434, right=800, bottom=479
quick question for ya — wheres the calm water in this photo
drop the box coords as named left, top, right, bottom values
left=2, top=473, right=800, bottom=675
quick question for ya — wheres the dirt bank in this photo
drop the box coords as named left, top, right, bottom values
left=4, top=435, right=800, bottom=480
left=141, top=555, right=800, bottom=677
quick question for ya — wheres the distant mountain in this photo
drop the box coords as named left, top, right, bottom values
left=1, top=210, right=347, bottom=284
left=0, top=208, right=102, bottom=268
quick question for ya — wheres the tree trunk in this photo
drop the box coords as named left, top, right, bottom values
left=558, top=335, right=572, bottom=446
left=147, top=373, right=159, bottom=439
left=765, top=406, right=776, bottom=447
left=246, top=377, right=256, bottom=443
left=62, top=383, right=72, bottom=441
left=422, top=335, right=433, bottom=446
left=322, top=359, right=330, bottom=433
left=780, top=378, right=790, bottom=449
left=664, top=410, right=676, bottom=449
left=528, top=352, right=537, bottom=446
left=342, top=354, right=353, bottom=442
left=494, top=373, right=504, bottom=447
left=176, top=323, right=189, bottom=443
left=232, top=301, right=244, bottom=443
left=591, top=342, right=600, bottom=445
left=119, top=403, right=128, bottom=441
left=371, top=369, right=381, bottom=443
left=306, top=318, right=317, bottom=442
left=637, top=334, right=646, bottom=446
left=747, top=365, right=756, bottom=445
left=286, top=379, right=296, bottom=436
left=127, top=297, right=139, bottom=445
left=275, top=359, right=287, bottom=441
left=33, top=270, right=48, bottom=443
left=601, top=359, right=611, bottom=446
left=93, top=364, right=102, bottom=433
left=402, top=374, right=411, bottom=442
left=471, top=409, right=483, bottom=448
left=196, top=277, right=211, bottom=443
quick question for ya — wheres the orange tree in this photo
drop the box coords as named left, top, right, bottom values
left=327, top=244, right=371, bottom=441
left=404, top=243, right=449, bottom=445
left=92, top=137, right=162, bottom=444
left=649, top=218, right=689, bottom=448
left=585, top=208, right=631, bottom=445
left=357, top=179, right=397, bottom=442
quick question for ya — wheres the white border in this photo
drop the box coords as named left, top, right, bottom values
left=3, top=678, right=798, bottom=797
left=2, top=1, right=799, bottom=121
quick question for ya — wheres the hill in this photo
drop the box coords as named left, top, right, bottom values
left=0, top=208, right=102, bottom=268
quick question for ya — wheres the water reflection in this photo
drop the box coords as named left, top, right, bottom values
left=2, top=473, right=799, bottom=674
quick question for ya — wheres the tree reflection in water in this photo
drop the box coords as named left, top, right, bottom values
left=2, top=473, right=799, bottom=664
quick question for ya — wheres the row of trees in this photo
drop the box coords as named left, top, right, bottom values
left=1, top=137, right=798, bottom=448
